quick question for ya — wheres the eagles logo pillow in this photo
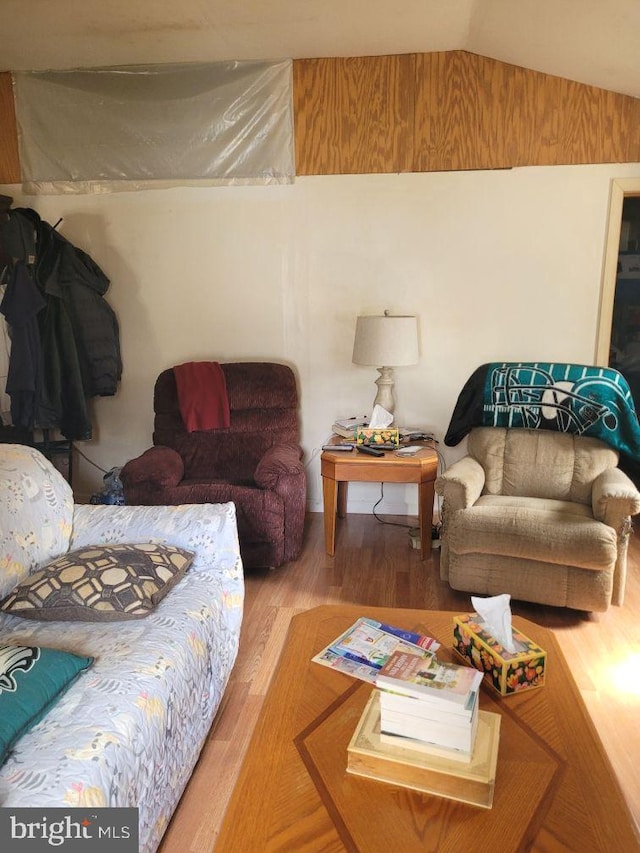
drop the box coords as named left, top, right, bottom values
left=0, top=643, right=93, bottom=763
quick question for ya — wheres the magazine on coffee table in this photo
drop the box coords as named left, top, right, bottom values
left=312, top=616, right=440, bottom=684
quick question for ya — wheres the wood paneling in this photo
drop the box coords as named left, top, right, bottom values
left=603, top=88, right=640, bottom=164
left=414, top=51, right=477, bottom=172
left=474, top=54, right=558, bottom=168
left=296, top=50, right=640, bottom=176
left=0, top=72, right=20, bottom=183
left=294, top=55, right=414, bottom=175
left=414, top=52, right=561, bottom=170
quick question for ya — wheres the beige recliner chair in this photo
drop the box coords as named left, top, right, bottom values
left=435, top=426, right=640, bottom=611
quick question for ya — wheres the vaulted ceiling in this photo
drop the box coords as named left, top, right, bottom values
left=2, top=0, right=640, bottom=98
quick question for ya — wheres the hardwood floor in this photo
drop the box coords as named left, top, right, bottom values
left=159, top=512, right=640, bottom=852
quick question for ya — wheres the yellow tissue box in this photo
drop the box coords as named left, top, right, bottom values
left=355, top=427, right=400, bottom=447
left=453, top=613, right=546, bottom=697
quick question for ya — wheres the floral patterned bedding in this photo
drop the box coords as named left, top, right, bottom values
left=0, top=501, right=244, bottom=853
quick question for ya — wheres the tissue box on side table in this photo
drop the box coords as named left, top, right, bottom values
left=356, top=427, right=400, bottom=447
left=453, top=613, right=546, bottom=697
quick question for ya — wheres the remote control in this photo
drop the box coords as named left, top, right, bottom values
left=322, top=443, right=354, bottom=451
left=356, top=445, right=385, bottom=457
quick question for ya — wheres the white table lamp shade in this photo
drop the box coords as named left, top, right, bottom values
left=352, top=315, right=419, bottom=366
left=352, top=314, right=419, bottom=418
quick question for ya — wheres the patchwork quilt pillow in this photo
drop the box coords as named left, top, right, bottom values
left=0, top=643, right=93, bottom=764
left=0, top=543, right=194, bottom=622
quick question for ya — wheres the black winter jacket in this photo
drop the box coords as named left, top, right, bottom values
left=21, top=208, right=123, bottom=398
left=2, top=209, right=122, bottom=439
left=0, top=261, right=45, bottom=429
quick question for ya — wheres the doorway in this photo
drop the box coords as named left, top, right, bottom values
left=596, top=178, right=640, bottom=371
left=597, top=178, right=640, bottom=483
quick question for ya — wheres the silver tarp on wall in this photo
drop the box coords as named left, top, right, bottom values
left=13, top=60, right=295, bottom=193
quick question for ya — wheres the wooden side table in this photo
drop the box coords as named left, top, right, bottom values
left=321, top=443, right=438, bottom=559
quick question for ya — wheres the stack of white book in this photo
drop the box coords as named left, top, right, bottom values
left=347, top=692, right=501, bottom=808
left=374, top=649, right=483, bottom=760
left=331, top=417, right=369, bottom=438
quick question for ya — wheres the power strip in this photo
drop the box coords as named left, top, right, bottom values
left=408, top=526, right=441, bottom=550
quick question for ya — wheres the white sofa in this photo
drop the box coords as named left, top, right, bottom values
left=0, top=444, right=244, bottom=852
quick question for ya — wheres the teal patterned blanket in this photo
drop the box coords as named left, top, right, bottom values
left=444, top=362, right=640, bottom=461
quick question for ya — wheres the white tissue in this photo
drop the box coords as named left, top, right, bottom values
left=368, top=404, right=394, bottom=428
left=471, top=593, right=516, bottom=653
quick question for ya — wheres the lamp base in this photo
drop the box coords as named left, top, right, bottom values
left=372, top=366, right=396, bottom=417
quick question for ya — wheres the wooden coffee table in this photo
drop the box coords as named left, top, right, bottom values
left=215, top=605, right=638, bottom=852
left=321, top=443, right=438, bottom=559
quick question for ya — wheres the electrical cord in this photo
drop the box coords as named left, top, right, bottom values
left=73, top=444, right=110, bottom=475
left=371, top=440, right=448, bottom=536
left=305, top=445, right=324, bottom=469
left=372, top=483, right=415, bottom=529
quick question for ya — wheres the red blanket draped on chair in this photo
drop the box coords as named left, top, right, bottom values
left=173, top=361, right=230, bottom=432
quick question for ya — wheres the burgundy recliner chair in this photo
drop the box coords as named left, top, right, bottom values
left=121, top=362, right=306, bottom=569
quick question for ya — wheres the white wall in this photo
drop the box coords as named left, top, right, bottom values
left=3, top=162, right=640, bottom=513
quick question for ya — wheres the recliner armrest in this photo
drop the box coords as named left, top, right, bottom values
left=253, top=443, right=304, bottom=490
left=253, top=443, right=306, bottom=565
left=592, top=467, right=640, bottom=529
left=435, top=456, right=485, bottom=510
left=121, top=446, right=185, bottom=490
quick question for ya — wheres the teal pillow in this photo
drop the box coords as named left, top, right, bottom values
left=0, top=643, right=93, bottom=764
